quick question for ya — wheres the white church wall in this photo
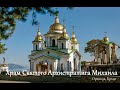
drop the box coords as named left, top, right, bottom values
left=54, top=60, right=58, bottom=71
left=75, top=44, right=79, bottom=52
left=58, top=56, right=69, bottom=71
left=68, top=53, right=74, bottom=71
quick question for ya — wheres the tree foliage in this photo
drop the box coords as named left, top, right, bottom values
left=84, top=39, right=101, bottom=56
left=0, top=42, right=7, bottom=54
left=0, top=7, right=73, bottom=54
left=85, top=39, right=120, bottom=57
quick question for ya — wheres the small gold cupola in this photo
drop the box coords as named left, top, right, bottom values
left=33, top=26, right=43, bottom=42
left=59, top=26, right=69, bottom=40
left=71, top=26, right=78, bottom=44
left=102, top=32, right=109, bottom=42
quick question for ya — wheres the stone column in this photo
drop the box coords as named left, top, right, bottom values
left=48, top=37, right=49, bottom=46
left=50, top=37, right=52, bottom=46
left=54, top=60, right=58, bottom=71
left=45, top=37, right=47, bottom=47
left=102, top=50, right=105, bottom=64
left=29, top=60, right=31, bottom=71
left=106, top=46, right=110, bottom=64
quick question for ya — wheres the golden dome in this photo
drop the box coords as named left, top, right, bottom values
left=0, top=64, right=8, bottom=67
left=34, top=35, right=43, bottom=42
left=59, top=31, right=69, bottom=40
left=71, top=30, right=78, bottom=44
left=33, top=26, right=43, bottom=42
left=71, top=37, right=78, bottom=44
left=49, top=23, right=64, bottom=31
left=103, top=36, right=109, bottom=42
left=49, top=13, right=64, bottom=32
left=58, top=27, right=69, bottom=40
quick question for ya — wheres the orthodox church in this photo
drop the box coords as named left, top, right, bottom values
left=28, top=13, right=81, bottom=72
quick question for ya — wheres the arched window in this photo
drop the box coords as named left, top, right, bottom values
left=36, top=45, right=38, bottom=50
left=62, top=43, right=64, bottom=49
left=52, top=39, right=55, bottom=46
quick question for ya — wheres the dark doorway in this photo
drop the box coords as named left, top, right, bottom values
left=36, top=45, right=38, bottom=50
left=52, top=39, right=55, bottom=46
left=50, top=64, right=52, bottom=71
left=62, top=43, right=64, bottom=49
left=74, top=58, right=76, bottom=71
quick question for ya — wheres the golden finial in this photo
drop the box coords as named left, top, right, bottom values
left=72, top=26, right=75, bottom=34
left=36, top=23, right=41, bottom=36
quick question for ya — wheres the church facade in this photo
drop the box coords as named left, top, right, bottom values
left=28, top=14, right=81, bottom=72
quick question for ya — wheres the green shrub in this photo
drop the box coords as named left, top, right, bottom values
left=1, top=71, right=7, bottom=75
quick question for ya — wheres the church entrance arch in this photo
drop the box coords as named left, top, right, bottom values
left=36, top=64, right=40, bottom=72
left=39, top=61, right=48, bottom=72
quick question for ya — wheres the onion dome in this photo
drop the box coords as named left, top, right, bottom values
left=49, top=12, right=64, bottom=32
left=0, top=64, right=8, bottom=67
left=71, top=26, right=78, bottom=44
left=102, top=32, right=109, bottom=42
left=59, top=26, right=69, bottom=40
left=102, top=36, right=109, bottom=42
left=33, top=26, right=43, bottom=42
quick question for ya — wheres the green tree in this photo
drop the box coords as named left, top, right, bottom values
left=84, top=39, right=101, bottom=57
left=0, top=43, right=7, bottom=54
left=85, top=39, right=119, bottom=57
left=0, top=7, right=73, bottom=54
left=81, top=61, right=86, bottom=67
